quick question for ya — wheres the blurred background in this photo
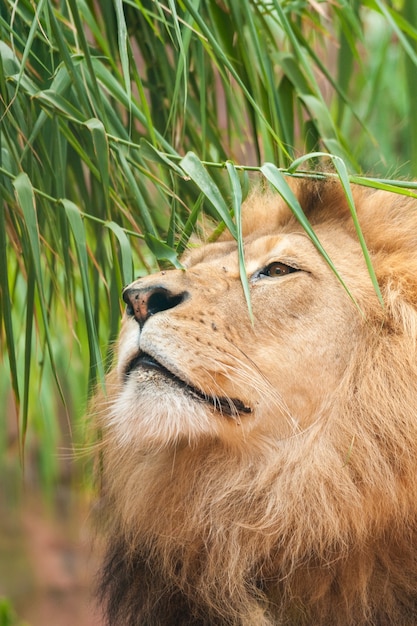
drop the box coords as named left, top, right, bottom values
left=1, top=1, right=417, bottom=623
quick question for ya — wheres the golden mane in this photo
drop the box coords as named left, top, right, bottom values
left=96, top=179, right=417, bottom=625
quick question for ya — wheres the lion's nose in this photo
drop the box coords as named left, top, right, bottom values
left=122, top=285, right=188, bottom=326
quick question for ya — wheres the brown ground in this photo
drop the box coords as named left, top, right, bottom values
left=0, top=483, right=104, bottom=626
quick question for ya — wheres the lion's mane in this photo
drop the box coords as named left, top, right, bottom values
left=96, top=179, right=417, bottom=625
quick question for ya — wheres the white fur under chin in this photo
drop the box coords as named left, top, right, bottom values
left=108, top=371, right=219, bottom=449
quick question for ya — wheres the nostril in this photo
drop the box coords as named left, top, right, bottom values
left=122, top=285, right=188, bottom=325
left=147, top=290, right=185, bottom=316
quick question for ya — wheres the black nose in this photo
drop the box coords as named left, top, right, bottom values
left=122, top=285, right=188, bottom=326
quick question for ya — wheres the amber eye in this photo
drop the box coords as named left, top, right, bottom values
left=261, top=262, right=298, bottom=277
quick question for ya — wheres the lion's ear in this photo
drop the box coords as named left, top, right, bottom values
left=373, top=251, right=417, bottom=339
left=385, top=290, right=417, bottom=342
left=344, top=187, right=417, bottom=300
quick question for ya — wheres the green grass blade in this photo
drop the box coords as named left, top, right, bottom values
left=22, top=65, right=72, bottom=159
left=164, top=0, right=190, bottom=134
left=14, top=0, right=47, bottom=91
left=85, top=118, right=110, bottom=214
left=180, top=152, right=236, bottom=236
left=21, top=263, right=35, bottom=452
left=329, top=156, right=384, bottom=306
left=66, top=0, right=108, bottom=122
left=45, top=2, right=91, bottom=115
left=288, top=152, right=384, bottom=306
left=105, top=221, right=134, bottom=286
left=91, top=58, right=178, bottom=154
left=372, top=0, right=417, bottom=67
left=0, top=198, right=20, bottom=409
left=34, top=86, right=86, bottom=122
left=12, top=174, right=43, bottom=290
left=114, top=0, right=131, bottom=105
left=181, top=0, right=289, bottom=157
left=401, top=0, right=417, bottom=177
left=144, top=233, right=184, bottom=269
left=62, top=199, right=105, bottom=387
left=226, top=161, right=253, bottom=322
left=176, top=192, right=204, bottom=255
left=260, top=162, right=359, bottom=310
left=12, top=173, right=67, bottom=445
left=140, top=139, right=184, bottom=176
left=115, top=148, right=158, bottom=236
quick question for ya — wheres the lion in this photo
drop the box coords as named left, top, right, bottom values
left=96, top=178, right=417, bottom=625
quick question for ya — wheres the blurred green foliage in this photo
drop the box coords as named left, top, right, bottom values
left=0, top=597, right=27, bottom=626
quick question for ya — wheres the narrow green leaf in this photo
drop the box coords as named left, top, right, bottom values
left=401, top=0, right=417, bottom=177
left=129, top=52, right=158, bottom=147
left=116, top=148, right=158, bottom=236
left=165, top=0, right=190, bottom=130
left=21, top=263, right=35, bottom=451
left=85, top=118, right=110, bottom=212
left=140, top=139, right=184, bottom=176
left=15, top=0, right=48, bottom=92
left=260, top=162, right=360, bottom=310
left=13, top=173, right=66, bottom=445
left=176, top=192, right=204, bottom=255
left=278, top=53, right=312, bottom=95
left=66, top=0, right=108, bottom=122
left=0, top=40, right=20, bottom=76
left=91, top=58, right=178, bottom=155
left=226, top=161, right=253, bottom=322
left=288, top=152, right=384, bottom=306
left=300, top=95, right=338, bottom=142
left=114, top=0, right=131, bottom=104
left=144, top=233, right=184, bottom=269
left=271, top=0, right=323, bottom=95
left=373, top=0, right=417, bottom=68
left=105, top=220, right=134, bottom=286
left=62, top=199, right=105, bottom=385
left=277, top=75, right=295, bottom=153
left=12, top=173, right=43, bottom=288
left=329, top=156, right=384, bottom=306
left=46, top=2, right=91, bottom=115
left=34, top=88, right=85, bottom=122
left=349, top=177, right=417, bottom=195
left=0, top=197, right=20, bottom=408
left=180, top=152, right=236, bottom=237
left=181, top=0, right=289, bottom=156
left=22, top=66, right=73, bottom=159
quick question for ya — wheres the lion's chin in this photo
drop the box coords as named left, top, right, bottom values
left=108, top=372, right=226, bottom=449
left=124, top=352, right=252, bottom=419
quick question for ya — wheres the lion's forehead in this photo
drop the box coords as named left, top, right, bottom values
left=184, top=228, right=353, bottom=277
left=184, top=231, right=313, bottom=270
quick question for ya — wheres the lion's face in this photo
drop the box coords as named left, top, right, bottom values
left=109, top=215, right=376, bottom=449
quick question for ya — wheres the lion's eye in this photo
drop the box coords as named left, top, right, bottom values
left=261, top=262, right=298, bottom=277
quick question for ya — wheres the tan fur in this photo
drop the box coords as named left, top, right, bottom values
left=96, top=179, right=417, bottom=625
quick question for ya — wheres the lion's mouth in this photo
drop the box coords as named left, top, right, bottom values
left=124, top=353, right=252, bottom=418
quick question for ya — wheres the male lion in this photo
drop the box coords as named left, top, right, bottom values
left=97, top=178, right=417, bottom=625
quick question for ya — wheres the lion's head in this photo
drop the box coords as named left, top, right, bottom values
left=97, top=179, right=417, bottom=625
